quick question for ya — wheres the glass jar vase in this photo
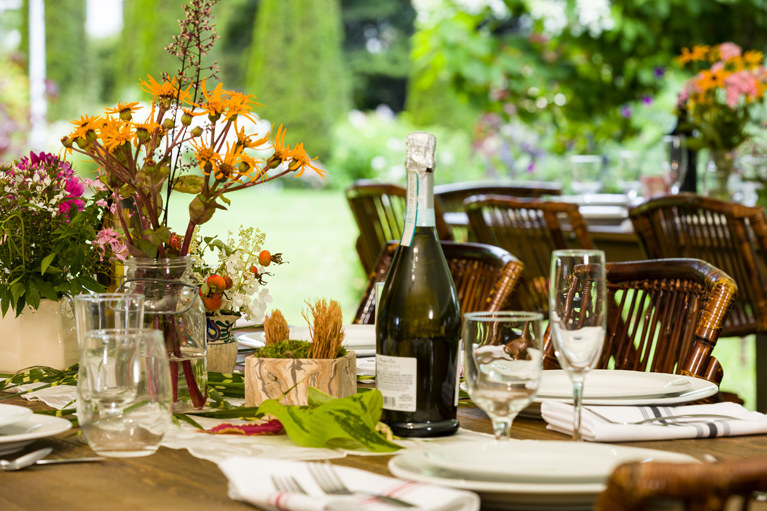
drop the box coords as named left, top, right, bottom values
left=122, top=257, right=207, bottom=411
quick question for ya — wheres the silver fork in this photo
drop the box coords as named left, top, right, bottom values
left=271, top=474, right=308, bottom=494
left=308, top=462, right=415, bottom=508
left=585, top=407, right=741, bottom=425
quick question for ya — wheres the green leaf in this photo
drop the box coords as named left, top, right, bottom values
left=173, top=175, right=206, bottom=194
left=258, top=389, right=402, bottom=453
left=40, top=253, right=56, bottom=275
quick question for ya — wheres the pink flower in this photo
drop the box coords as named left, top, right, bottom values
left=719, top=42, right=742, bottom=61
left=60, top=175, right=86, bottom=216
left=94, top=227, right=129, bottom=262
left=725, top=70, right=758, bottom=107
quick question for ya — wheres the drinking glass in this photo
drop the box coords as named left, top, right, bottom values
left=616, top=150, right=642, bottom=200
left=73, top=293, right=146, bottom=348
left=569, top=155, right=603, bottom=200
left=549, top=249, right=606, bottom=441
left=462, top=311, right=543, bottom=440
left=663, top=135, right=688, bottom=194
left=76, top=328, right=172, bottom=457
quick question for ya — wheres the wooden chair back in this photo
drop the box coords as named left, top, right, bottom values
left=629, top=193, right=767, bottom=337
left=434, top=181, right=562, bottom=213
left=595, top=456, right=767, bottom=511
left=353, top=241, right=523, bottom=324
left=542, top=258, right=737, bottom=384
left=465, top=195, right=594, bottom=313
left=345, top=180, right=453, bottom=274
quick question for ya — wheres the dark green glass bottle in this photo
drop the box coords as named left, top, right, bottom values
left=375, top=132, right=461, bottom=438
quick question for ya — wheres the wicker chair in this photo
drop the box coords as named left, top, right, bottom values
left=595, top=456, right=767, bottom=511
left=464, top=195, right=594, bottom=314
left=345, top=180, right=453, bottom=274
left=542, top=258, right=737, bottom=384
left=434, top=181, right=562, bottom=241
left=353, top=241, right=523, bottom=325
left=629, top=194, right=767, bottom=406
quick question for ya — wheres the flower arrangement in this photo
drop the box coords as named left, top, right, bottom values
left=676, top=42, right=767, bottom=154
left=60, top=0, right=325, bottom=261
left=0, top=152, right=118, bottom=316
left=191, top=226, right=283, bottom=322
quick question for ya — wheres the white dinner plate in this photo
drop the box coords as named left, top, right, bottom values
left=419, top=440, right=690, bottom=483
left=237, top=324, right=376, bottom=357
left=536, top=370, right=718, bottom=405
left=389, top=441, right=697, bottom=510
left=0, top=414, right=72, bottom=455
left=0, top=404, right=33, bottom=429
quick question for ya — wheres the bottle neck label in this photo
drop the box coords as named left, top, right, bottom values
left=402, top=170, right=435, bottom=246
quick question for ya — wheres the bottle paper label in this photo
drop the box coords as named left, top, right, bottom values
left=376, top=354, right=417, bottom=412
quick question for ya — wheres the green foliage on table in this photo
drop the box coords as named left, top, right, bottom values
left=251, top=339, right=348, bottom=359
left=259, top=387, right=402, bottom=452
left=246, top=0, right=350, bottom=162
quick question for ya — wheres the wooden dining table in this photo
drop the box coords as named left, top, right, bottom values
left=2, top=392, right=767, bottom=511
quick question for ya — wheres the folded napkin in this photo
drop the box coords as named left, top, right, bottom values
left=541, top=401, right=767, bottom=442
left=218, top=457, right=480, bottom=511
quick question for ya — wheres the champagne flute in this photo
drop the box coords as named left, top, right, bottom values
left=463, top=311, right=543, bottom=440
left=663, top=135, right=689, bottom=194
left=548, top=250, right=606, bottom=441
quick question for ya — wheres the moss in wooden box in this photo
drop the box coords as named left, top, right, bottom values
left=244, top=300, right=356, bottom=406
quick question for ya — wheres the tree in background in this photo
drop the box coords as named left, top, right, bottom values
left=409, top=0, right=767, bottom=154
left=246, top=0, right=349, bottom=162
left=20, top=0, right=95, bottom=121
left=340, top=0, right=416, bottom=112
left=114, top=0, right=183, bottom=98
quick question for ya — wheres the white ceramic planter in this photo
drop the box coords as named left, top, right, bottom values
left=0, top=298, right=78, bottom=373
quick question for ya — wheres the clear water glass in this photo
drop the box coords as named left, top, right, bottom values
left=73, top=293, right=146, bottom=348
left=569, top=155, right=603, bottom=200
left=549, top=249, right=606, bottom=441
left=463, top=311, right=543, bottom=440
left=77, top=328, right=172, bottom=457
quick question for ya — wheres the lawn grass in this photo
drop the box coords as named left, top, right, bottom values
left=168, top=186, right=757, bottom=410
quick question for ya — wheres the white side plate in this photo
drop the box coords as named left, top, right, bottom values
left=0, top=404, right=33, bottom=429
left=0, top=414, right=72, bottom=455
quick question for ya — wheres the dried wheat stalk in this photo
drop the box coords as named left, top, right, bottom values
left=304, top=298, right=345, bottom=359
left=263, top=309, right=290, bottom=346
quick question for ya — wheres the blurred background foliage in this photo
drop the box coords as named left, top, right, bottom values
left=2, top=0, right=767, bottom=186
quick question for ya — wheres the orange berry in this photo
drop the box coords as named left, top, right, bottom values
left=223, top=276, right=233, bottom=290
left=258, top=250, right=271, bottom=266
left=206, top=274, right=226, bottom=291
left=201, top=292, right=223, bottom=311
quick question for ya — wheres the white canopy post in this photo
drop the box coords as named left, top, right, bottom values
left=28, top=0, right=47, bottom=151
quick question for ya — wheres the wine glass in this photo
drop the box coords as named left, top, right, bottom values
left=548, top=249, right=606, bottom=441
left=663, top=135, right=689, bottom=194
left=569, top=155, right=603, bottom=202
left=463, top=311, right=543, bottom=440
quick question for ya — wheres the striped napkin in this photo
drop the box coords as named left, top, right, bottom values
left=218, top=457, right=480, bottom=511
left=541, top=401, right=767, bottom=442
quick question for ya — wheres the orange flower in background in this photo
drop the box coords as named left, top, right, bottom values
left=676, top=45, right=710, bottom=65
left=676, top=41, right=767, bottom=152
left=100, top=118, right=134, bottom=153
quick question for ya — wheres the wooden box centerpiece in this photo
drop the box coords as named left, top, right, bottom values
left=244, top=300, right=356, bottom=406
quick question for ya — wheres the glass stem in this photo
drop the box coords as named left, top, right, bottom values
left=492, top=417, right=512, bottom=440
left=571, top=379, right=584, bottom=442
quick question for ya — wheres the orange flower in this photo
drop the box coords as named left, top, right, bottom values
left=100, top=118, right=135, bottom=153
left=234, top=125, right=269, bottom=151
left=744, top=50, right=764, bottom=69
left=695, top=69, right=727, bottom=93
left=287, top=142, right=326, bottom=179
left=106, top=101, right=141, bottom=120
left=677, top=45, right=709, bottom=65
left=190, top=139, right=221, bottom=171
left=69, top=114, right=103, bottom=140
left=139, top=75, right=191, bottom=105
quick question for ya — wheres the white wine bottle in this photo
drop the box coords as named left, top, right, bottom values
left=375, top=132, right=461, bottom=437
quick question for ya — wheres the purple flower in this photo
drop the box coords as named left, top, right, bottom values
left=642, top=95, right=653, bottom=106
left=620, top=105, right=632, bottom=118
left=654, top=66, right=665, bottom=78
